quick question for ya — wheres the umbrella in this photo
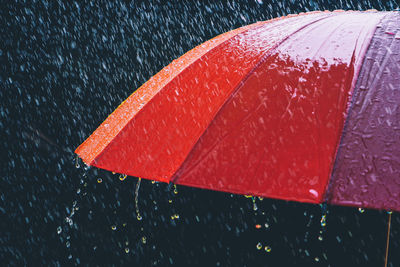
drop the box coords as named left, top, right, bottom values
left=76, top=10, right=399, bottom=212
left=75, top=9, right=399, bottom=266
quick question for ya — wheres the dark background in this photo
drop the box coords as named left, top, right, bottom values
left=1, top=1, right=400, bottom=266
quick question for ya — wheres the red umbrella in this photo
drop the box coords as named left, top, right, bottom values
left=75, top=10, right=399, bottom=212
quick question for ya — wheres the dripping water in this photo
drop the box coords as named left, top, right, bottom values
left=135, top=178, right=142, bottom=221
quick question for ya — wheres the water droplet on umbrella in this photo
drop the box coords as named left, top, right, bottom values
left=173, top=184, right=178, bottom=194
left=256, top=242, right=262, bottom=250
left=119, top=174, right=127, bottom=181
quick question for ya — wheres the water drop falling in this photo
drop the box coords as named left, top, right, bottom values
left=256, top=242, right=262, bottom=250
left=135, top=178, right=142, bottom=220
left=97, top=178, right=102, bottom=183
left=119, top=174, right=127, bottom=181
left=264, top=246, right=271, bottom=253
left=111, top=225, right=117, bottom=231
left=141, top=236, right=147, bottom=244
left=320, top=203, right=327, bottom=227
left=75, top=156, right=80, bottom=168
left=387, top=210, right=392, bottom=214
left=125, top=248, right=129, bottom=253
left=252, top=197, right=258, bottom=211
left=57, top=226, right=62, bottom=234
left=358, top=208, right=365, bottom=213
left=173, top=184, right=178, bottom=195
left=320, top=215, right=326, bottom=227
left=318, top=235, right=323, bottom=241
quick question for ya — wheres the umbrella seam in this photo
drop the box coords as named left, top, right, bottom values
left=171, top=12, right=337, bottom=186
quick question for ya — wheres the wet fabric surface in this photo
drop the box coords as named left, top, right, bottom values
left=328, top=12, right=400, bottom=211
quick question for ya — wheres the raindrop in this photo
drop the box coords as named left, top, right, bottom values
left=264, top=223, right=269, bottom=228
left=141, top=236, right=147, bottom=244
left=320, top=215, right=326, bottom=227
left=135, top=178, right=142, bottom=220
left=171, top=214, right=180, bottom=220
left=387, top=210, right=393, bottom=214
left=65, top=217, right=73, bottom=226
left=75, top=156, right=80, bottom=168
left=97, top=178, right=102, bottom=183
left=318, top=235, right=323, bottom=241
left=111, top=225, right=117, bottom=231
left=264, top=246, right=271, bottom=253
left=168, top=199, right=172, bottom=204
left=68, top=255, right=72, bottom=260
left=66, top=241, right=70, bottom=248
left=256, top=242, right=262, bottom=250
left=125, top=248, right=129, bottom=253
left=173, top=184, right=178, bottom=195
left=119, top=174, right=127, bottom=181
left=320, top=204, right=327, bottom=227
left=57, top=226, right=62, bottom=234
left=358, top=208, right=365, bottom=213
left=315, top=257, right=320, bottom=262
left=252, top=197, right=258, bottom=211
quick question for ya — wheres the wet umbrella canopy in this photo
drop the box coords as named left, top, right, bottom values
left=76, top=11, right=400, bottom=211
left=2, top=1, right=400, bottom=266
